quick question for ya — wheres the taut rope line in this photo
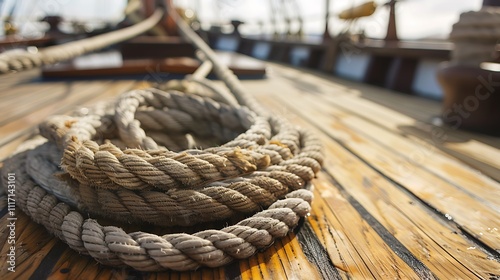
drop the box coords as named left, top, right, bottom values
left=0, top=5, right=324, bottom=272
left=0, top=9, right=164, bottom=74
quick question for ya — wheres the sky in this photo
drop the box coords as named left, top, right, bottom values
left=181, top=0, right=483, bottom=40
left=1, top=0, right=483, bottom=40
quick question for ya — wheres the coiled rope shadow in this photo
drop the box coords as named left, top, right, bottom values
left=1, top=84, right=323, bottom=271
left=0, top=6, right=324, bottom=272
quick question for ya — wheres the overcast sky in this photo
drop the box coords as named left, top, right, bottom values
left=1, top=0, right=483, bottom=40
left=182, top=0, right=483, bottom=39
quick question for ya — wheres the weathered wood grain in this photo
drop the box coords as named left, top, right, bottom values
left=0, top=61, right=499, bottom=279
left=256, top=74, right=500, bottom=250
left=252, top=83, right=500, bottom=279
left=306, top=181, right=422, bottom=279
left=0, top=81, right=106, bottom=126
left=0, top=80, right=139, bottom=161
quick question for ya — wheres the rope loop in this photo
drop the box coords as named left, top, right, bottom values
left=2, top=85, right=323, bottom=271
left=0, top=6, right=324, bottom=272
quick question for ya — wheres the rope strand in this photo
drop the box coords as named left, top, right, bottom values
left=0, top=10, right=164, bottom=74
left=0, top=4, right=324, bottom=272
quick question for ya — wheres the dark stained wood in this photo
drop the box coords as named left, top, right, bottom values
left=237, top=39, right=255, bottom=56
left=207, top=31, right=452, bottom=60
left=41, top=52, right=266, bottom=78
left=384, top=0, right=399, bottom=42
left=0, top=61, right=499, bottom=279
left=388, top=58, right=418, bottom=93
left=269, top=44, right=292, bottom=63
left=0, top=35, right=57, bottom=49
left=483, top=0, right=500, bottom=6
left=364, top=55, right=394, bottom=88
left=120, top=36, right=196, bottom=59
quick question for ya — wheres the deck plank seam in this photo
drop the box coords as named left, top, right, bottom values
left=272, top=92, right=500, bottom=257
left=321, top=170, right=438, bottom=280
left=295, top=220, right=342, bottom=280
left=316, top=92, right=500, bottom=186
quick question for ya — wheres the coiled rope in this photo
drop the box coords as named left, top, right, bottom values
left=0, top=5, right=324, bottom=272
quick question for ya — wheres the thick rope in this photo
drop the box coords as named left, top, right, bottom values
left=1, top=84, right=323, bottom=271
left=33, top=88, right=321, bottom=227
left=0, top=5, right=324, bottom=272
left=169, top=7, right=268, bottom=116
left=2, top=139, right=313, bottom=271
left=0, top=9, right=164, bottom=74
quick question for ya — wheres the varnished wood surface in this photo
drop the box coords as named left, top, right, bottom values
left=41, top=52, right=267, bottom=78
left=0, top=62, right=499, bottom=279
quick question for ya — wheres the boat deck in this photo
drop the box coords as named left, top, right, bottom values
left=0, top=62, right=499, bottom=279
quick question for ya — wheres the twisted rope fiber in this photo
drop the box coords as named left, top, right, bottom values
left=34, top=88, right=322, bottom=227
left=2, top=140, right=314, bottom=271
left=0, top=7, right=324, bottom=272
left=1, top=84, right=323, bottom=270
left=0, top=9, right=164, bottom=74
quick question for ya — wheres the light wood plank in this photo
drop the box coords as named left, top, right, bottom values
left=258, top=82, right=500, bottom=251
left=268, top=64, right=500, bottom=180
left=269, top=83, right=500, bottom=213
left=253, top=89, right=500, bottom=279
left=0, top=81, right=113, bottom=146
left=0, top=80, right=137, bottom=157
left=0, top=82, right=91, bottom=125
left=307, top=180, right=422, bottom=279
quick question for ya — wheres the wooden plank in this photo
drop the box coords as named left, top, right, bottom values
left=41, top=52, right=266, bottom=78
left=307, top=89, right=500, bottom=203
left=0, top=70, right=39, bottom=92
left=260, top=64, right=500, bottom=187
left=336, top=116, right=500, bottom=211
left=0, top=81, right=106, bottom=127
left=0, top=80, right=136, bottom=151
left=260, top=80, right=500, bottom=250
left=306, top=180, right=422, bottom=279
left=264, top=77, right=500, bottom=213
left=0, top=211, right=59, bottom=279
left=271, top=63, right=500, bottom=150
left=0, top=35, right=56, bottom=48
left=252, top=86, right=500, bottom=279
left=1, top=62, right=499, bottom=279
left=321, top=93, right=500, bottom=182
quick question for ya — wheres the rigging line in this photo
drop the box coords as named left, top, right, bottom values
left=0, top=9, right=164, bottom=74
left=168, top=3, right=263, bottom=114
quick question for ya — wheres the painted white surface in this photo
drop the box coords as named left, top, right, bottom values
left=215, top=36, right=240, bottom=52
left=334, top=53, right=371, bottom=81
left=252, top=42, right=271, bottom=60
left=412, top=59, right=444, bottom=99
left=290, top=47, right=310, bottom=66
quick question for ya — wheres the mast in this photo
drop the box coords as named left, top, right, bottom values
left=323, top=0, right=331, bottom=41
left=384, top=0, right=398, bottom=42
left=269, top=0, right=278, bottom=39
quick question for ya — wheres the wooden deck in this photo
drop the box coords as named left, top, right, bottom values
left=0, top=61, right=499, bottom=279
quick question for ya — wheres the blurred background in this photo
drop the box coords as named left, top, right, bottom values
left=0, top=0, right=483, bottom=41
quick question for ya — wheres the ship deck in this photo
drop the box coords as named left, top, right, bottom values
left=0, top=61, right=499, bottom=279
